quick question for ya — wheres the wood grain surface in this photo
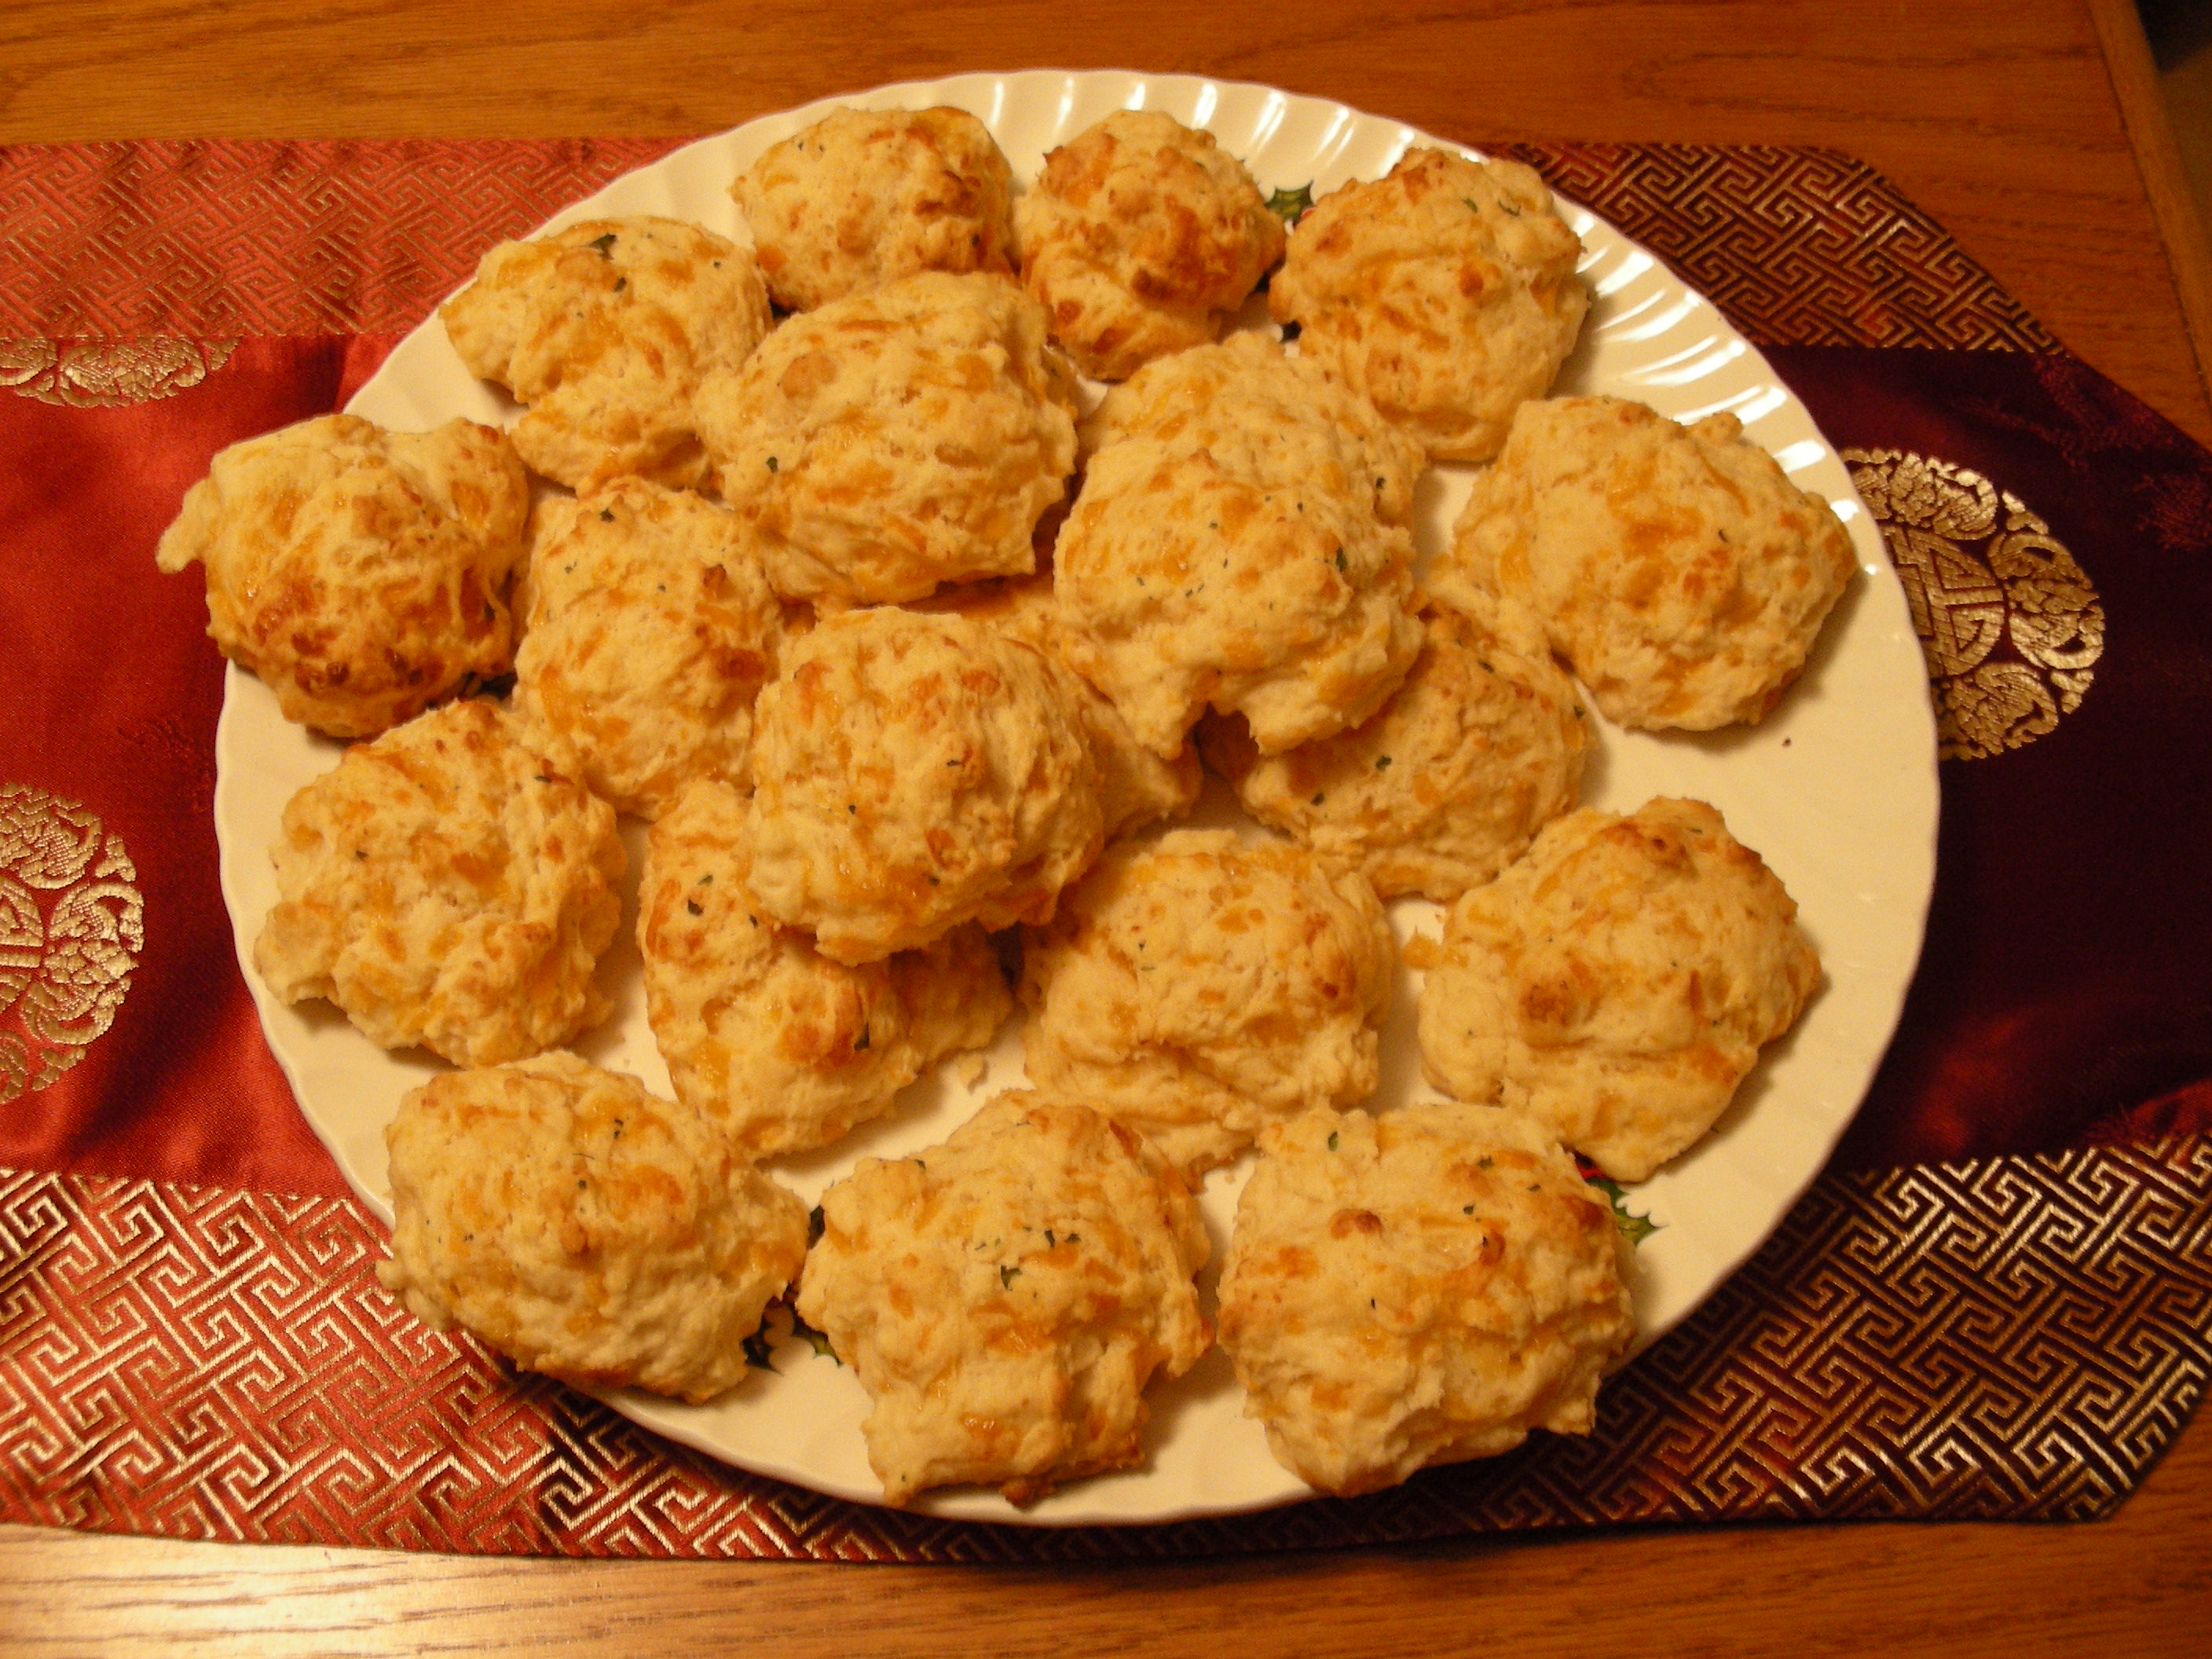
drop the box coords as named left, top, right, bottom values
left=5, top=2, right=2211, bottom=1653
left=3, top=0, right=2210, bottom=440
left=4, top=1413, right=2210, bottom=1657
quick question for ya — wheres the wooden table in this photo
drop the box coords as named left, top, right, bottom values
left=5, top=2, right=2210, bottom=1652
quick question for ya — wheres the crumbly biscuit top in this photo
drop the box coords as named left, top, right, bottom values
left=639, top=778, right=1011, bottom=1157
left=1269, top=148, right=1588, bottom=462
left=1441, top=395, right=1857, bottom=731
left=511, top=478, right=783, bottom=818
left=1019, top=829, right=1396, bottom=1177
left=910, top=573, right=1202, bottom=840
left=745, top=607, right=1103, bottom=963
left=1052, top=432, right=1424, bottom=758
left=378, top=1052, right=808, bottom=1404
left=695, top=271, right=1079, bottom=607
left=155, top=412, right=529, bottom=739
left=795, top=1090, right=1210, bottom=1503
left=1080, top=331, right=1424, bottom=529
left=1016, top=109, right=1285, bottom=379
left=440, top=216, right=773, bottom=491
left=1418, top=797, right=1822, bottom=1181
left=1201, top=589, right=1589, bottom=902
left=253, top=698, right=624, bottom=1068
left=1216, top=1103, right=1634, bottom=1496
left=732, top=106, right=1017, bottom=312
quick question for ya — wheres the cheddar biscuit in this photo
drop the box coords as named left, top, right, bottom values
left=1079, top=331, right=1423, bottom=529
left=511, top=479, right=783, bottom=818
left=696, top=272, right=1079, bottom=607
left=911, top=573, right=1202, bottom=840
left=1016, top=109, right=1284, bottom=379
left=1440, top=396, right=1856, bottom=731
left=745, top=607, right=1103, bottom=963
left=441, top=216, right=773, bottom=491
left=639, top=778, right=1012, bottom=1156
left=796, top=1091, right=1210, bottom=1504
left=1216, top=1103, right=1635, bottom=1496
left=379, top=1052, right=808, bottom=1404
left=1419, top=797, right=1822, bottom=1181
left=732, top=105, right=1017, bottom=312
left=155, top=413, right=528, bottom=739
left=1052, top=431, right=1423, bottom=759
left=1269, top=148, right=1588, bottom=462
left=1019, top=830, right=1395, bottom=1177
left=1200, top=590, right=1589, bottom=903
left=255, top=698, right=624, bottom=1067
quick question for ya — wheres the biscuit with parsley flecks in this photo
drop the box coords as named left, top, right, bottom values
left=1218, top=1102, right=1635, bottom=1496
left=797, top=1090, right=1209, bottom=1504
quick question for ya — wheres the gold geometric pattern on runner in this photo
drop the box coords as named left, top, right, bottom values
left=0, top=139, right=686, bottom=339
left=0, top=339, right=238, bottom=406
left=1844, top=449, right=2103, bottom=760
left=1495, top=143, right=2063, bottom=353
left=2, top=1137, right=2203, bottom=1558
left=0, top=786, right=142, bottom=1106
left=0, top=141, right=2057, bottom=355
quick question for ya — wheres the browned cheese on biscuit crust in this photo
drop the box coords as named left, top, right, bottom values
left=155, top=413, right=529, bottom=739
left=1016, top=109, right=1285, bottom=380
left=732, top=105, right=1017, bottom=313
left=1019, top=829, right=1396, bottom=1178
left=440, top=216, right=774, bottom=492
left=745, top=607, right=1103, bottom=964
left=1269, top=148, right=1588, bottom=463
left=255, top=698, right=624, bottom=1067
left=639, top=778, right=1012, bottom=1157
left=1217, top=1104, right=1635, bottom=1496
left=796, top=1091, right=1210, bottom=1504
left=1418, top=797, right=1822, bottom=1181
left=379, top=1052, right=808, bottom=1404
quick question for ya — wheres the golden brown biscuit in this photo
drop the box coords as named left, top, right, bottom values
left=1079, top=331, right=1423, bottom=530
left=1216, top=1103, right=1635, bottom=1496
left=1199, top=589, right=1589, bottom=902
left=910, top=573, right=1202, bottom=840
left=639, top=778, right=1012, bottom=1157
left=731, top=106, right=1017, bottom=312
left=745, top=607, right=1103, bottom=964
left=440, top=216, right=773, bottom=491
left=1019, top=829, right=1396, bottom=1178
left=695, top=272, right=1079, bottom=607
left=1016, top=109, right=1284, bottom=379
left=1419, top=797, right=1822, bottom=1181
left=511, top=479, right=783, bottom=818
left=796, top=1090, right=1210, bottom=1504
left=1439, top=395, right=1857, bottom=731
left=255, top=699, right=624, bottom=1067
left=379, top=1052, right=808, bottom=1404
left=1269, top=148, right=1588, bottom=462
left=155, top=413, right=528, bottom=739
left=1053, top=431, right=1423, bottom=759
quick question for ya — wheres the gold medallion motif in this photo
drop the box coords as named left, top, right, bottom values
left=0, top=339, right=237, bottom=408
left=1844, top=449, right=2104, bottom=760
left=0, top=785, right=144, bottom=1106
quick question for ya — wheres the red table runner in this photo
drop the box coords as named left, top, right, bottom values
left=2, top=138, right=2207, bottom=1558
